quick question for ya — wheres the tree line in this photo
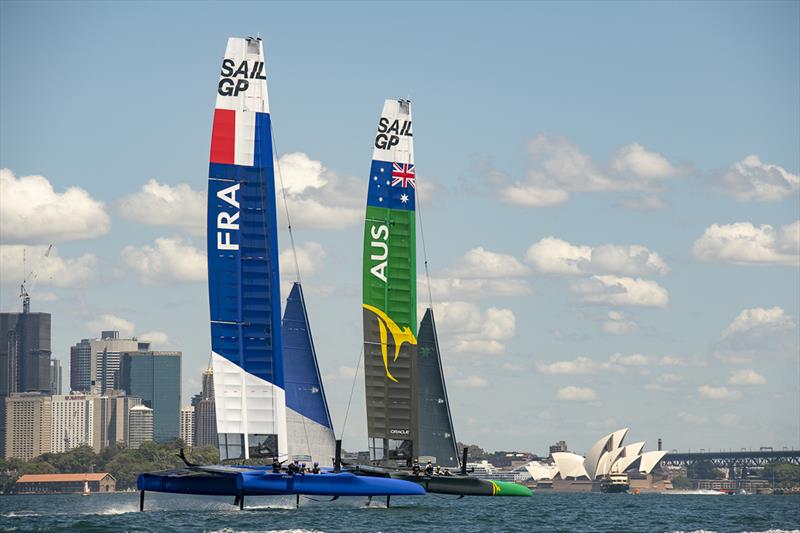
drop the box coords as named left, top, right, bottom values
left=0, top=441, right=219, bottom=493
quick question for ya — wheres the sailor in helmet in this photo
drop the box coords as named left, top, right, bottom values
left=311, top=462, right=321, bottom=474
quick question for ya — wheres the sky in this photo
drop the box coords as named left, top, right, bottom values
left=0, top=1, right=798, bottom=457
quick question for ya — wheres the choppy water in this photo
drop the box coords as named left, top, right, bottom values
left=0, top=491, right=798, bottom=533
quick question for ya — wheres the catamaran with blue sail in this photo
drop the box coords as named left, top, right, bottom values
left=137, top=36, right=424, bottom=509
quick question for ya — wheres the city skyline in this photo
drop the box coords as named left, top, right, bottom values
left=0, top=1, right=798, bottom=456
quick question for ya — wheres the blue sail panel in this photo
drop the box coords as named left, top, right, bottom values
left=282, top=282, right=333, bottom=429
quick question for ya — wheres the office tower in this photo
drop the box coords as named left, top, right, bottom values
left=127, top=404, right=154, bottom=449
left=51, top=394, right=98, bottom=453
left=49, top=358, right=62, bottom=395
left=1, top=311, right=51, bottom=458
left=1, top=312, right=52, bottom=395
left=4, top=393, right=52, bottom=460
left=69, top=331, right=145, bottom=394
left=120, top=351, right=181, bottom=442
left=193, top=366, right=217, bottom=448
left=180, top=405, right=194, bottom=447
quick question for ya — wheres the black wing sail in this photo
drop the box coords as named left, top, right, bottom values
left=415, top=308, right=459, bottom=467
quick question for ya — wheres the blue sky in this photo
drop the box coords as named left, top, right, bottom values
left=1, top=1, right=798, bottom=456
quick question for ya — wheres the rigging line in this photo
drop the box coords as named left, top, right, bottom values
left=415, top=180, right=435, bottom=311
left=338, top=346, right=363, bottom=441
left=270, top=113, right=314, bottom=459
left=271, top=113, right=302, bottom=285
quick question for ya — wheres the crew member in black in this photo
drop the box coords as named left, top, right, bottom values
left=287, top=460, right=299, bottom=475
left=311, top=462, right=321, bottom=474
left=271, top=457, right=281, bottom=473
left=443, top=468, right=452, bottom=476
left=424, top=461, right=434, bottom=476
left=412, top=460, right=420, bottom=476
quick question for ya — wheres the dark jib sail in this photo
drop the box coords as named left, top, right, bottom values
left=415, top=309, right=459, bottom=467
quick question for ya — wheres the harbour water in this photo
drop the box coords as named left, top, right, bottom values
left=1, top=492, right=798, bottom=533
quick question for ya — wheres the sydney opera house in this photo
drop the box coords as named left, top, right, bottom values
left=525, top=428, right=672, bottom=492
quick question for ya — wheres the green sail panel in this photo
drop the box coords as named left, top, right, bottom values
left=362, top=99, right=417, bottom=464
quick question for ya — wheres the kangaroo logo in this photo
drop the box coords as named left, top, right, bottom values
left=363, top=304, right=417, bottom=383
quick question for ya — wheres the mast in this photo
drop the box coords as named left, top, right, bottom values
left=207, top=37, right=286, bottom=461
left=362, top=99, right=417, bottom=465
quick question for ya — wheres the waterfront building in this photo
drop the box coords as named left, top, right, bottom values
left=49, top=358, right=62, bottom=395
left=103, top=392, right=142, bottom=448
left=15, top=473, right=116, bottom=494
left=192, top=366, right=217, bottom=447
left=121, top=351, right=181, bottom=441
left=180, top=405, right=194, bottom=447
left=4, top=393, right=52, bottom=460
left=525, top=428, right=671, bottom=492
left=127, top=404, right=154, bottom=449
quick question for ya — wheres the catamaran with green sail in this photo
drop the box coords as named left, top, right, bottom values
left=357, top=99, right=531, bottom=497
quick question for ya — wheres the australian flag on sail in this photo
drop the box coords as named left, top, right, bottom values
left=366, top=160, right=416, bottom=211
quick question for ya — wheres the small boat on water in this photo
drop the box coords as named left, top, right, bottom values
left=661, top=489, right=726, bottom=495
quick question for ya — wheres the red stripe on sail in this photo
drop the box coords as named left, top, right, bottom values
left=210, top=108, right=235, bottom=164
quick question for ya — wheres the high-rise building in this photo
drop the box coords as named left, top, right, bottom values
left=1, top=311, right=51, bottom=458
left=549, top=440, right=569, bottom=456
left=127, top=404, right=154, bottom=449
left=180, top=405, right=194, bottom=447
left=103, top=392, right=142, bottom=448
left=51, top=394, right=98, bottom=453
left=193, top=366, right=217, bottom=448
left=69, top=331, right=145, bottom=394
left=49, top=358, right=62, bottom=395
left=1, top=312, right=52, bottom=395
left=4, top=393, right=52, bottom=460
left=120, top=351, right=181, bottom=442
left=69, top=339, right=92, bottom=392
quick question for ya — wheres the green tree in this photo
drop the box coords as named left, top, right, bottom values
left=763, top=462, right=800, bottom=488
left=671, top=475, right=693, bottom=489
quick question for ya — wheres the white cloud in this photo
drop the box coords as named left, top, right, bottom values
left=602, top=311, right=638, bottom=335
left=718, top=155, right=800, bottom=202
left=494, top=136, right=680, bottom=207
left=557, top=386, right=596, bottom=401
left=718, top=413, right=741, bottom=427
left=728, top=369, right=766, bottom=385
left=537, top=353, right=650, bottom=375
left=277, top=153, right=363, bottom=229
left=722, top=307, right=796, bottom=338
left=644, top=373, right=684, bottom=392
left=610, top=143, right=678, bottom=179
left=433, top=301, right=516, bottom=354
left=88, top=314, right=135, bottom=337
left=526, top=237, right=591, bottom=275
left=0, top=245, right=95, bottom=288
left=692, top=221, right=799, bottom=266
left=569, top=275, right=669, bottom=307
left=698, top=385, right=741, bottom=400
left=608, top=353, right=649, bottom=366
left=117, top=179, right=205, bottom=234
left=456, top=375, right=488, bottom=388
left=140, top=331, right=170, bottom=346
left=538, top=356, right=606, bottom=375
left=0, top=169, right=111, bottom=243
left=526, top=237, right=669, bottom=277
left=280, top=241, right=326, bottom=279
left=448, top=247, right=529, bottom=278
left=423, top=277, right=533, bottom=301
left=498, top=184, right=569, bottom=207
left=121, top=237, right=206, bottom=284
left=615, top=194, right=668, bottom=212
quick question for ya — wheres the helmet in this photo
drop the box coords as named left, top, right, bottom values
left=314, top=462, right=319, bottom=466
left=301, top=463, right=306, bottom=467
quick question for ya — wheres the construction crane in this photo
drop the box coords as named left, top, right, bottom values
left=19, top=244, right=53, bottom=313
